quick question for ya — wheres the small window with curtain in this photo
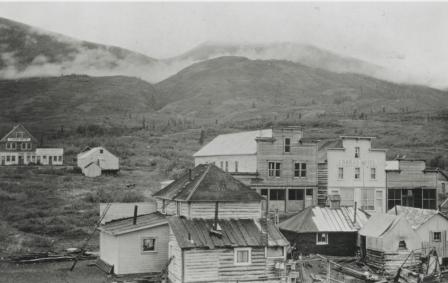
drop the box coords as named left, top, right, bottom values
left=432, top=232, right=442, bottom=242
left=234, top=248, right=251, bottom=265
left=142, top=237, right=156, bottom=252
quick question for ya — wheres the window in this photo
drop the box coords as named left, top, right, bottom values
left=370, top=168, right=376, bottom=179
left=294, top=163, right=307, bottom=177
left=270, top=189, right=285, bottom=201
left=11, top=156, right=15, bottom=162
left=32, top=156, right=35, bottom=162
left=260, top=189, right=268, bottom=197
left=235, top=161, right=238, bottom=172
left=338, top=167, right=344, bottom=179
left=234, top=248, right=251, bottom=265
left=12, top=143, right=16, bottom=149
left=6, top=156, right=10, bottom=162
left=21, top=143, right=26, bottom=150
left=27, top=143, right=31, bottom=149
left=388, top=189, right=402, bottom=210
left=355, top=146, right=360, bottom=158
left=58, top=156, right=62, bottom=162
left=423, top=189, right=437, bottom=209
left=142, top=237, right=156, bottom=252
left=225, top=161, right=228, bottom=172
left=6, top=143, right=11, bottom=149
left=43, top=155, right=47, bottom=159
left=284, top=138, right=291, bottom=153
left=361, top=190, right=375, bottom=210
left=433, top=232, right=442, bottom=242
left=316, top=233, right=328, bottom=245
left=288, top=189, right=304, bottom=200
left=220, top=161, right=223, bottom=169
left=15, top=132, right=24, bottom=138
left=266, top=247, right=284, bottom=258
left=398, top=240, right=407, bottom=250
left=306, top=189, right=313, bottom=196
left=354, top=167, right=360, bottom=179
left=53, top=156, right=57, bottom=161
left=26, top=155, right=30, bottom=161
left=268, top=162, right=281, bottom=177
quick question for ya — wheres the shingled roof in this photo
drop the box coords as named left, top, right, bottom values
left=152, top=164, right=264, bottom=202
left=387, top=205, right=447, bottom=230
left=279, top=206, right=369, bottom=233
left=168, top=217, right=288, bottom=249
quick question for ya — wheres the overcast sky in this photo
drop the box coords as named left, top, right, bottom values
left=0, top=2, right=447, bottom=88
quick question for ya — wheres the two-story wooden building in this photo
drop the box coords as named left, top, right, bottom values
left=327, top=136, right=387, bottom=213
left=386, top=160, right=439, bottom=210
left=194, top=127, right=319, bottom=213
left=0, top=124, right=63, bottom=166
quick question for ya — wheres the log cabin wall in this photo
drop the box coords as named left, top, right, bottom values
left=186, top=202, right=262, bottom=219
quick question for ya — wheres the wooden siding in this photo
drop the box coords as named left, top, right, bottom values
left=99, top=232, right=118, bottom=270
left=115, top=224, right=169, bottom=275
left=168, top=230, right=182, bottom=283
left=185, top=249, right=219, bottom=282
left=281, top=231, right=358, bottom=256
left=156, top=199, right=177, bottom=215
left=387, top=161, right=437, bottom=188
left=186, top=202, right=262, bottom=219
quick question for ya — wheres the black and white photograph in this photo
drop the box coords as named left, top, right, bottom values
left=0, top=1, right=447, bottom=282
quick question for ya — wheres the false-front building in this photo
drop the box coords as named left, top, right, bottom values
left=386, top=160, right=439, bottom=210
left=327, top=136, right=387, bottom=213
left=0, top=124, right=63, bottom=165
left=194, top=127, right=318, bottom=213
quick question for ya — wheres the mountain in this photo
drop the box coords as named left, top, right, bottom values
left=166, top=41, right=385, bottom=80
left=0, top=75, right=159, bottom=129
left=156, top=56, right=448, bottom=121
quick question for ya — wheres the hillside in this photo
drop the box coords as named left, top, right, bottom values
left=0, top=75, right=160, bottom=131
left=0, top=17, right=162, bottom=81
left=156, top=56, right=448, bottom=122
left=168, top=41, right=384, bottom=79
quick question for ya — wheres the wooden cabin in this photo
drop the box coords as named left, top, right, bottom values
left=152, top=164, right=264, bottom=219
left=77, top=146, right=119, bottom=177
left=98, top=211, right=169, bottom=275
left=388, top=205, right=448, bottom=258
left=167, top=217, right=289, bottom=283
left=279, top=197, right=369, bottom=256
left=359, top=213, right=422, bottom=275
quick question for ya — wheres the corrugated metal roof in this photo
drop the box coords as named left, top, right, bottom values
left=279, top=206, right=369, bottom=233
left=99, top=212, right=167, bottom=235
left=193, top=129, right=272, bottom=157
left=387, top=206, right=444, bottom=230
left=359, top=213, right=401, bottom=238
left=168, top=217, right=288, bottom=249
left=153, top=164, right=264, bottom=202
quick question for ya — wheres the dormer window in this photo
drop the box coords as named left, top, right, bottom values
left=355, top=147, right=360, bottom=158
left=284, top=138, right=291, bottom=153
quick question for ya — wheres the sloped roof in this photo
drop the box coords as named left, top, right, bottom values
left=77, top=146, right=117, bottom=159
left=99, top=212, right=167, bottom=236
left=359, top=213, right=402, bottom=238
left=317, top=139, right=342, bottom=162
left=279, top=206, right=369, bottom=233
left=0, top=124, right=38, bottom=143
left=35, top=148, right=63, bottom=154
left=153, top=164, right=264, bottom=202
left=193, top=129, right=272, bottom=157
left=168, top=217, right=288, bottom=249
left=387, top=206, right=445, bottom=230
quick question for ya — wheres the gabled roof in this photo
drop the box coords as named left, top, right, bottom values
left=387, top=206, right=446, bottom=230
left=359, top=213, right=403, bottom=238
left=153, top=164, right=264, bottom=202
left=0, top=124, right=38, bottom=143
left=279, top=206, right=369, bottom=233
left=99, top=212, right=167, bottom=236
left=193, top=129, right=272, bottom=157
left=77, top=146, right=117, bottom=159
left=168, top=217, right=288, bottom=249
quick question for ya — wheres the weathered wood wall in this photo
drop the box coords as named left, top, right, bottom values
left=365, top=249, right=421, bottom=275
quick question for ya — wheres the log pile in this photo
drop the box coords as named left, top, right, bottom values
left=365, top=249, right=421, bottom=276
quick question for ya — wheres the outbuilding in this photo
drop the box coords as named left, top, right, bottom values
left=359, top=213, right=422, bottom=274
left=98, top=212, right=168, bottom=275
left=77, top=146, right=119, bottom=177
left=279, top=198, right=369, bottom=256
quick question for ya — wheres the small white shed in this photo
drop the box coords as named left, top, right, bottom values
left=77, top=147, right=119, bottom=177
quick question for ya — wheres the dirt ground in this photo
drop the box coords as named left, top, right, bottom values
left=0, top=260, right=110, bottom=283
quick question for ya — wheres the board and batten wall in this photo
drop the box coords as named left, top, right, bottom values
left=113, top=224, right=169, bottom=275
left=156, top=199, right=262, bottom=219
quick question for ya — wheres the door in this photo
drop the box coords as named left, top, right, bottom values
left=49, top=156, right=52, bottom=165
left=375, top=190, right=384, bottom=212
left=18, top=155, right=24, bottom=165
left=360, top=235, right=367, bottom=259
left=1, top=156, right=4, bottom=165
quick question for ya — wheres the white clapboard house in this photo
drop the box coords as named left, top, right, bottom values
left=0, top=124, right=63, bottom=165
left=77, top=146, right=119, bottom=177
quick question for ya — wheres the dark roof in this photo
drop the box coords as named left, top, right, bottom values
left=99, top=212, right=167, bottom=235
left=279, top=206, right=369, bottom=233
left=168, top=217, right=288, bottom=249
left=153, top=164, right=264, bottom=202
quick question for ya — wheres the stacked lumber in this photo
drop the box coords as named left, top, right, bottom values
left=365, top=249, right=421, bottom=276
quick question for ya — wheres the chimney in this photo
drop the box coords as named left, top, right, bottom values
left=133, top=205, right=138, bottom=225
